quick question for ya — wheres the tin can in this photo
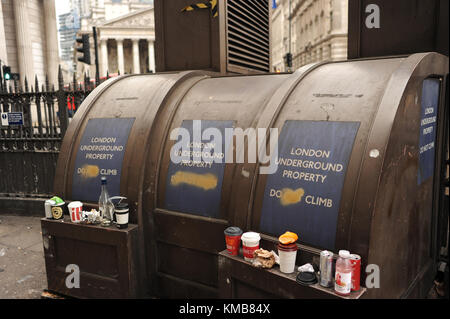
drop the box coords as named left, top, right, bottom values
left=350, top=254, right=361, bottom=291
left=319, top=250, right=334, bottom=287
left=44, top=199, right=55, bottom=219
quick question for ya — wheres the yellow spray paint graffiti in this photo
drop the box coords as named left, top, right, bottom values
left=78, top=164, right=100, bottom=179
left=280, top=188, right=305, bottom=206
left=170, top=171, right=218, bottom=191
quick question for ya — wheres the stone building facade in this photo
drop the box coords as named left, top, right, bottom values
left=97, top=8, right=155, bottom=77
left=271, top=0, right=348, bottom=72
left=0, top=0, right=59, bottom=85
left=74, top=0, right=154, bottom=80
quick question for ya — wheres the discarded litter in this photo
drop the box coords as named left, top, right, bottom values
left=17, top=275, right=33, bottom=284
left=298, top=263, right=315, bottom=273
left=0, top=248, right=6, bottom=257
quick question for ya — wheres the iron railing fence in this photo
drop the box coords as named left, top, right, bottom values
left=0, top=66, right=105, bottom=198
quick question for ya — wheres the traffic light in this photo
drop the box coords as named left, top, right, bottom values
left=2, top=65, right=11, bottom=81
left=76, top=34, right=91, bottom=65
left=285, top=52, right=292, bottom=68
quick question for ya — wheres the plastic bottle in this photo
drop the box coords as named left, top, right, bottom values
left=334, top=250, right=352, bottom=296
left=98, top=176, right=114, bottom=226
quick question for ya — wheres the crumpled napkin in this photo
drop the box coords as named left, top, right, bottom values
left=298, top=263, right=315, bottom=272
left=272, top=250, right=280, bottom=264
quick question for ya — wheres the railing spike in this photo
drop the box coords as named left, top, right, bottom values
left=73, top=72, right=77, bottom=91
left=45, top=74, right=50, bottom=91
left=35, top=75, right=39, bottom=92
left=14, top=78, right=19, bottom=93
left=58, top=64, right=64, bottom=90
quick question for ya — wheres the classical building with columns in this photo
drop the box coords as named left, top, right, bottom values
left=271, top=0, right=348, bottom=72
left=0, top=0, right=59, bottom=86
left=75, top=5, right=155, bottom=80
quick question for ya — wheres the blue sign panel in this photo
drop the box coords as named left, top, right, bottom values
left=259, top=120, right=360, bottom=250
left=418, top=78, right=440, bottom=185
left=8, top=112, right=24, bottom=125
left=72, top=118, right=135, bottom=202
left=164, top=120, right=234, bottom=218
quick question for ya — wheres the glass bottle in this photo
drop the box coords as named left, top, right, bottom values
left=98, top=176, right=114, bottom=226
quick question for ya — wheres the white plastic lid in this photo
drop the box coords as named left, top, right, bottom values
left=241, top=231, right=261, bottom=241
left=338, top=250, right=351, bottom=258
left=68, top=201, right=83, bottom=208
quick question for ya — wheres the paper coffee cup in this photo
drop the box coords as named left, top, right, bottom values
left=68, top=201, right=83, bottom=223
left=278, top=243, right=298, bottom=273
left=49, top=196, right=66, bottom=220
left=224, top=227, right=243, bottom=256
left=241, top=232, right=261, bottom=261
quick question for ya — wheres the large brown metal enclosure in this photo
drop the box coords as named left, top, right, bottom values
left=54, top=53, right=448, bottom=298
left=154, top=0, right=272, bottom=74
left=348, top=0, right=449, bottom=59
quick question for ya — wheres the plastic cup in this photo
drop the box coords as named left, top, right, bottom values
left=278, top=243, right=298, bottom=273
left=224, top=227, right=243, bottom=255
left=241, top=232, right=261, bottom=261
left=68, top=201, right=83, bottom=223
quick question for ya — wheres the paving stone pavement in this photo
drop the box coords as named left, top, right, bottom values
left=0, top=215, right=47, bottom=299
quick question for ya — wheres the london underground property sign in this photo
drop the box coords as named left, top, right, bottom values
left=164, top=120, right=234, bottom=218
left=417, top=78, right=440, bottom=185
left=72, top=118, right=135, bottom=202
left=259, top=120, right=360, bottom=250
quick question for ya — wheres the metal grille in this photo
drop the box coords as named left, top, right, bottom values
left=226, top=0, right=271, bottom=73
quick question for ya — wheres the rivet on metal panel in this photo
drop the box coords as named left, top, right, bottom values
left=369, top=149, right=380, bottom=158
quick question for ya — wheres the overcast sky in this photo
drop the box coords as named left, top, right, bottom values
left=55, top=0, right=71, bottom=17
left=54, top=0, right=71, bottom=56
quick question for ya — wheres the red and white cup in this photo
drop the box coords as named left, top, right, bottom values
left=241, top=232, right=261, bottom=261
left=68, top=201, right=83, bottom=223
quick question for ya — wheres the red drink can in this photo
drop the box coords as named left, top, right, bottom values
left=350, top=254, right=361, bottom=291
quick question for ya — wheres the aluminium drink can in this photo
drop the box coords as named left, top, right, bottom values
left=320, top=250, right=334, bottom=287
left=350, top=254, right=361, bottom=291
